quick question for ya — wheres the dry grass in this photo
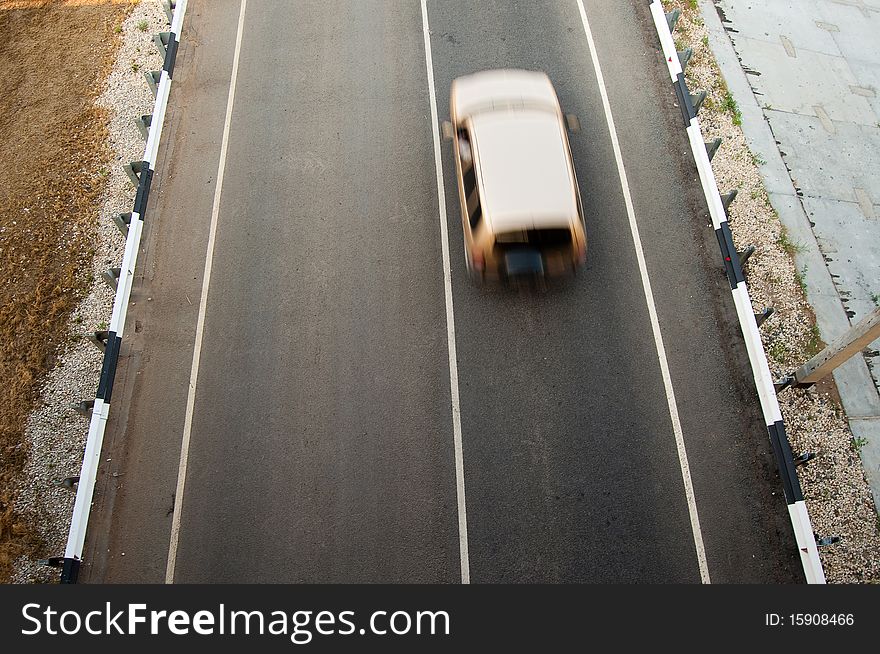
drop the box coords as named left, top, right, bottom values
left=0, top=0, right=135, bottom=582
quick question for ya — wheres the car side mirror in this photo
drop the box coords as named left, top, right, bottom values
left=565, top=114, right=581, bottom=133
left=441, top=120, right=454, bottom=142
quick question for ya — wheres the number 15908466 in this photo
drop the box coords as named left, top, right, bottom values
left=765, top=613, right=854, bottom=626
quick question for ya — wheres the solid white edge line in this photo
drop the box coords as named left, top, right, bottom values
left=165, top=0, right=249, bottom=584
left=420, top=0, right=471, bottom=585
left=575, top=0, right=711, bottom=583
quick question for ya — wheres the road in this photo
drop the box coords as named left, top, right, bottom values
left=81, top=0, right=803, bottom=583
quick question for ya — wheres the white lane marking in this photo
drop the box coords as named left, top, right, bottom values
left=165, top=0, right=249, bottom=584
left=575, top=0, right=711, bottom=583
left=420, top=0, right=471, bottom=585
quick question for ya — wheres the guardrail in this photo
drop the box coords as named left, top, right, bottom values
left=50, top=0, right=189, bottom=584
left=648, top=0, right=825, bottom=583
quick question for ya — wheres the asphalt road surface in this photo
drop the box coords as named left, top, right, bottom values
left=82, top=0, right=803, bottom=583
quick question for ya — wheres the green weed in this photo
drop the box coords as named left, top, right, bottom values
left=722, top=91, right=742, bottom=125
left=769, top=340, right=788, bottom=364
left=777, top=227, right=806, bottom=256
left=805, top=323, right=822, bottom=357
left=796, top=265, right=808, bottom=294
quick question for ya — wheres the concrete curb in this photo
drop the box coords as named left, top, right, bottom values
left=649, top=0, right=825, bottom=583
left=58, top=0, right=189, bottom=584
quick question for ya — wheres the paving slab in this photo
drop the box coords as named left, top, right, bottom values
left=851, top=417, right=880, bottom=509
left=735, top=37, right=876, bottom=125
left=766, top=110, right=880, bottom=202
left=845, top=58, right=880, bottom=121
left=718, top=0, right=842, bottom=57
left=817, top=0, right=880, bottom=65
left=802, top=197, right=880, bottom=296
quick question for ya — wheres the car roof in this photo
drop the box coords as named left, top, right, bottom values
left=470, top=108, right=578, bottom=233
left=453, top=69, right=559, bottom=120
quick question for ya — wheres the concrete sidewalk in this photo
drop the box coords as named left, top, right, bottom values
left=702, top=0, right=880, bottom=510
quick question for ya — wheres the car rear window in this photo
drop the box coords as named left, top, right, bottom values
left=494, top=228, right=572, bottom=248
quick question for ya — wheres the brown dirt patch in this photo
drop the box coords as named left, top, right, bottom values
left=0, top=0, right=134, bottom=583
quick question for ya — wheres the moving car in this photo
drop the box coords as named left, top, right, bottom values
left=447, top=69, right=587, bottom=283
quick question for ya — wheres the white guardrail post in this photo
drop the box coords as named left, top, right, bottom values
left=647, top=0, right=825, bottom=583
left=58, top=0, right=189, bottom=584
